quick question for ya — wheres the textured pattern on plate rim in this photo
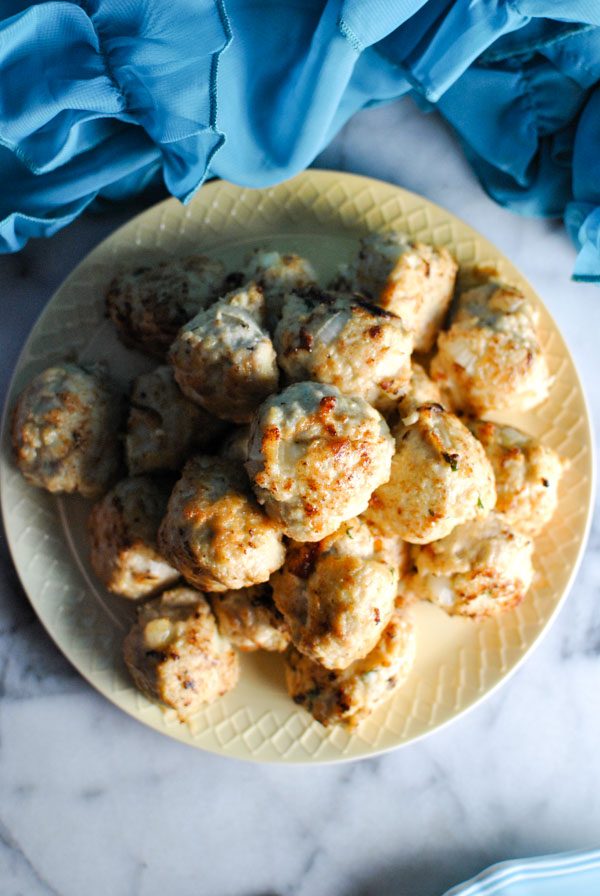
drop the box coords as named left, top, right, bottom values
left=0, top=170, right=594, bottom=764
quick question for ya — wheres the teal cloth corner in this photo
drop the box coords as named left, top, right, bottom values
left=0, top=1, right=599, bottom=282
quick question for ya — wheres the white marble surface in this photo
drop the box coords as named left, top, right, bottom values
left=1, top=98, right=599, bottom=896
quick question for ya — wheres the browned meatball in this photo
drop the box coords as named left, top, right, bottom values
left=168, top=285, right=279, bottom=423
left=123, top=588, right=239, bottom=721
left=285, top=604, right=416, bottom=728
left=275, top=288, right=412, bottom=410
left=211, top=583, right=290, bottom=652
left=158, top=455, right=285, bottom=592
left=410, top=514, right=534, bottom=618
left=11, top=363, right=123, bottom=498
left=396, top=362, right=444, bottom=418
left=467, top=419, right=563, bottom=536
left=430, top=282, right=550, bottom=414
left=88, top=475, right=180, bottom=599
left=106, top=255, right=225, bottom=358
left=364, top=404, right=496, bottom=544
left=243, top=248, right=317, bottom=330
left=246, top=382, right=394, bottom=542
left=337, top=232, right=458, bottom=352
left=126, top=366, right=228, bottom=474
left=271, top=519, right=398, bottom=670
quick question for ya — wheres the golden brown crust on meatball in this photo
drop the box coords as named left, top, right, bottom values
left=123, top=588, right=239, bottom=721
left=396, top=362, right=444, bottom=418
left=11, top=363, right=123, bottom=498
left=430, top=282, right=550, bottom=414
left=271, top=519, right=398, bottom=670
left=364, top=404, right=496, bottom=544
left=341, top=232, right=458, bottom=352
left=275, top=288, right=412, bottom=410
left=168, top=285, right=279, bottom=423
left=246, top=382, right=395, bottom=542
left=158, top=455, right=285, bottom=592
left=360, top=517, right=411, bottom=583
left=467, top=419, right=563, bottom=536
left=106, top=255, right=226, bottom=358
left=409, top=514, right=534, bottom=617
left=243, top=248, right=317, bottom=330
left=88, top=475, right=180, bottom=599
left=126, top=366, right=228, bottom=475
left=285, top=604, right=416, bottom=728
left=211, top=583, right=290, bottom=652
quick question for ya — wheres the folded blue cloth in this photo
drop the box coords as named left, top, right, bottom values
left=0, top=1, right=599, bottom=282
left=443, top=850, right=600, bottom=896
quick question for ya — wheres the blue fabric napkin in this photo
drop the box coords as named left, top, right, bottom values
left=0, top=1, right=599, bottom=282
left=443, top=850, right=600, bottom=896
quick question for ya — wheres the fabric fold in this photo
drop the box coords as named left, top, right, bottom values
left=567, top=84, right=600, bottom=281
left=0, top=0, right=598, bottom=282
left=0, top=3, right=125, bottom=174
left=86, top=0, right=232, bottom=199
left=0, top=0, right=232, bottom=251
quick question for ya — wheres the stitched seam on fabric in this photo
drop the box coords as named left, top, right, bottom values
left=181, top=0, right=232, bottom=203
left=479, top=23, right=596, bottom=65
left=210, top=0, right=233, bottom=133
left=0, top=1, right=126, bottom=174
left=78, top=0, right=133, bottom=112
left=96, top=43, right=129, bottom=110
left=0, top=208, right=92, bottom=233
left=0, top=134, right=43, bottom=174
left=365, top=44, right=434, bottom=100
left=0, top=111, right=123, bottom=176
left=337, top=17, right=363, bottom=54
left=80, top=0, right=232, bottom=202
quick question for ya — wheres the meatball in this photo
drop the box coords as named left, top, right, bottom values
left=123, top=587, right=239, bottom=721
left=246, top=382, right=395, bottom=542
left=430, top=282, right=550, bottom=414
left=219, top=425, right=251, bottom=464
left=271, top=519, right=398, bottom=670
left=168, top=285, right=279, bottom=423
left=211, top=583, right=290, bottom=652
left=361, top=518, right=410, bottom=581
left=396, top=362, right=444, bottom=417
left=106, top=255, right=225, bottom=358
left=467, top=419, right=563, bottom=536
left=410, top=514, right=534, bottom=617
left=126, top=366, right=228, bottom=475
left=275, top=288, right=412, bottom=410
left=11, top=363, right=123, bottom=498
left=339, top=232, right=457, bottom=352
left=285, top=604, right=416, bottom=728
left=243, top=248, right=317, bottom=330
left=364, top=403, right=496, bottom=544
left=158, top=455, right=285, bottom=592
left=88, top=475, right=180, bottom=599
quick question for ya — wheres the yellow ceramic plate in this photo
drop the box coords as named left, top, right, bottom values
left=1, top=170, right=594, bottom=763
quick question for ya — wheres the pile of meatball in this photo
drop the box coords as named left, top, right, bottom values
left=11, top=233, right=562, bottom=729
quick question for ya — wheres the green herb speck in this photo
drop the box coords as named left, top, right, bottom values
left=442, top=452, right=459, bottom=471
